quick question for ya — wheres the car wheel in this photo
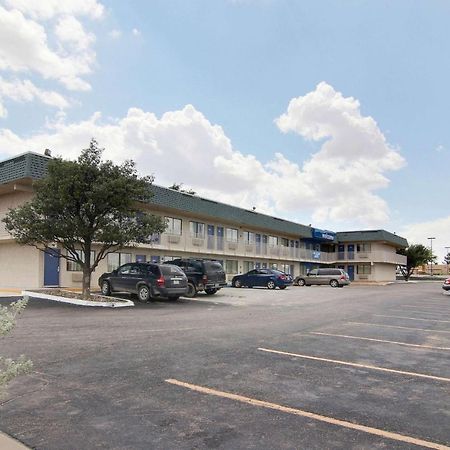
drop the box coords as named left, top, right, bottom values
left=185, top=282, right=197, bottom=298
left=101, top=280, right=111, bottom=296
left=297, top=278, right=306, bottom=286
left=279, top=285, right=287, bottom=290
left=205, top=288, right=217, bottom=295
left=138, top=284, right=151, bottom=302
left=330, top=279, right=339, bottom=288
left=233, top=279, right=242, bottom=288
left=167, top=296, right=180, bottom=301
left=267, top=280, right=276, bottom=290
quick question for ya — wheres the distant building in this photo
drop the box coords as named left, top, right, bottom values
left=0, top=152, right=408, bottom=289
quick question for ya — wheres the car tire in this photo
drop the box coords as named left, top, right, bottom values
left=205, top=288, right=217, bottom=295
left=233, top=279, right=242, bottom=288
left=330, top=279, right=339, bottom=288
left=297, top=278, right=306, bottom=286
left=167, top=296, right=180, bottom=301
left=279, top=285, right=287, bottom=290
left=101, top=280, right=111, bottom=296
left=185, top=282, right=197, bottom=298
left=138, top=284, right=152, bottom=302
left=267, top=280, right=276, bottom=290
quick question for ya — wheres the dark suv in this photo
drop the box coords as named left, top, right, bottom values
left=99, top=262, right=188, bottom=302
left=165, top=258, right=227, bottom=297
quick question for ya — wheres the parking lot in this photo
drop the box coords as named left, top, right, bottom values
left=1, top=282, right=450, bottom=449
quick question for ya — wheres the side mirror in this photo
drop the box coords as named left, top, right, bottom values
left=112, top=269, right=118, bottom=275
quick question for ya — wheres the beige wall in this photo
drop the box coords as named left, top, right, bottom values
left=0, top=242, right=41, bottom=289
left=0, top=191, right=33, bottom=239
left=373, top=263, right=396, bottom=282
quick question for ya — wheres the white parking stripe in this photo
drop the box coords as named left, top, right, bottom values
left=258, top=347, right=450, bottom=381
left=374, top=314, right=450, bottom=324
left=309, top=331, right=450, bottom=350
left=401, top=305, right=450, bottom=311
left=166, top=378, right=450, bottom=449
left=348, top=322, right=450, bottom=334
left=389, top=309, right=450, bottom=317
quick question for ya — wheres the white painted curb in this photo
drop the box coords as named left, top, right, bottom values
left=22, top=291, right=134, bottom=308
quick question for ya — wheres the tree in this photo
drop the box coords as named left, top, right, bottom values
left=3, top=140, right=166, bottom=298
left=168, top=183, right=196, bottom=195
left=397, top=244, right=435, bottom=281
left=444, top=253, right=450, bottom=265
left=0, top=299, right=33, bottom=397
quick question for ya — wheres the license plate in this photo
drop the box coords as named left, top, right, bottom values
left=173, top=280, right=179, bottom=285
left=214, top=283, right=220, bottom=288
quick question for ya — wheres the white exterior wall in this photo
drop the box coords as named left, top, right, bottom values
left=373, top=263, right=396, bottom=282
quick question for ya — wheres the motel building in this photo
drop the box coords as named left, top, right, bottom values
left=0, top=152, right=408, bottom=290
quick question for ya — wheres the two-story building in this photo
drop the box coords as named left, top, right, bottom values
left=0, top=152, right=407, bottom=289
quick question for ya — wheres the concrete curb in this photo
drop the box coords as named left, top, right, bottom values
left=22, top=291, right=134, bottom=308
left=0, top=431, right=30, bottom=449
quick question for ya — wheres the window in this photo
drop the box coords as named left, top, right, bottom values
left=357, top=265, right=372, bottom=275
left=190, top=221, right=205, bottom=238
left=357, top=243, right=371, bottom=252
left=280, top=264, right=291, bottom=274
left=281, top=238, right=289, bottom=247
left=107, top=252, right=131, bottom=272
left=67, top=250, right=96, bottom=272
left=271, top=263, right=278, bottom=269
left=243, top=261, right=255, bottom=273
left=225, top=260, right=238, bottom=274
left=165, top=217, right=182, bottom=235
left=268, top=236, right=278, bottom=247
left=226, top=228, right=238, bottom=242
left=243, top=231, right=255, bottom=244
left=163, top=255, right=181, bottom=262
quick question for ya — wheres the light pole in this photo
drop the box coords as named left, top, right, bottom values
left=428, top=237, right=435, bottom=276
left=445, top=246, right=450, bottom=275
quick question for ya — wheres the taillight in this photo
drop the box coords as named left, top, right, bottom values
left=340, top=275, right=345, bottom=280
left=157, top=276, right=165, bottom=287
left=202, top=274, right=208, bottom=283
left=279, top=275, right=286, bottom=280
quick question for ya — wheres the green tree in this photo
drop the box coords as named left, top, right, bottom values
left=0, top=299, right=33, bottom=397
left=397, top=244, right=436, bottom=281
left=3, top=140, right=166, bottom=298
left=168, top=183, right=196, bottom=195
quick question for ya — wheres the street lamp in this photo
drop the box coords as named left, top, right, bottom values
left=428, top=237, right=436, bottom=276
left=445, top=246, right=450, bottom=275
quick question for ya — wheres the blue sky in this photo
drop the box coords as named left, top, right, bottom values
left=0, top=0, right=449, bottom=259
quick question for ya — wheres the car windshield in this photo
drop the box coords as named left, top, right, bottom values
left=160, top=265, right=184, bottom=276
left=203, top=261, right=224, bottom=271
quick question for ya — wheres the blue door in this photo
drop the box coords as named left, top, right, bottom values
left=44, top=248, right=60, bottom=286
left=207, top=225, right=215, bottom=249
left=347, top=265, right=355, bottom=281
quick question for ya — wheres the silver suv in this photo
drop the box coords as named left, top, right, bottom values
left=294, top=268, right=350, bottom=288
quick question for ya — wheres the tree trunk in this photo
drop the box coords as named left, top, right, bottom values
left=82, top=267, right=91, bottom=299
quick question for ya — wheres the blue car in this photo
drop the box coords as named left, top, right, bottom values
left=232, top=269, right=293, bottom=290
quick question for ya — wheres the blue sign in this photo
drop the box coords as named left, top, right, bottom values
left=312, top=251, right=321, bottom=259
left=312, top=228, right=336, bottom=241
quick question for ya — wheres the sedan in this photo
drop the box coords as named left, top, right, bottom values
left=443, top=278, right=450, bottom=292
left=232, top=269, right=293, bottom=290
left=99, top=262, right=188, bottom=302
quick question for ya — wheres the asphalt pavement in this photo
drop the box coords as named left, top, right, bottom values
left=1, top=283, right=449, bottom=449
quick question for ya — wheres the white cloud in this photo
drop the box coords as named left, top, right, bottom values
left=0, top=84, right=405, bottom=229
left=54, top=15, right=95, bottom=51
left=401, top=216, right=450, bottom=263
left=435, top=144, right=445, bottom=153
left=132, top=28, right=141, bottom=37
left=4, top=0, right=104, bottom=20
left=0, top=76, right=70, bottom=117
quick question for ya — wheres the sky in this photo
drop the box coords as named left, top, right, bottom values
left=0, top=0, right=449, bottom=261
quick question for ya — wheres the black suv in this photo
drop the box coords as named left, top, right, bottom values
left=165, top=258, right=227, bottom=297
left=99, top=262, right=188, bottom=302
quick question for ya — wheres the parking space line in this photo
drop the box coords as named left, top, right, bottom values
left=166, top=378, right=450, bottom=450
left=402, top=305, right=450, bottom=311
left=309, top=331, right=450, bottom=350
left=389, top=309, right=450, bottom=317
left=257, top=347, right=450, bottom=381
left=348, top=322, right=450, bottom=334
left=375, top=314, right=450, bottom=324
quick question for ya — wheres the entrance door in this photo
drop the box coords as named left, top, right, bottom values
left=44, top=248, right=60, bottom=286
left=347, top=265, right=355, bottom=281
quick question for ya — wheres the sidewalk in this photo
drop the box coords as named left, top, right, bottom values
left=0, top=288, right=22, bottom=297
left=0, top=431, right=30, bottom=450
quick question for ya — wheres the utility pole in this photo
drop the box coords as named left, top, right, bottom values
left=428, top=237, right=435, bottom=276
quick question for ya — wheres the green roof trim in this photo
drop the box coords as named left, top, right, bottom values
left=150, top=184, right=313, bottom=237
left=0, top=152, right=49, bottom=185
left=336, top=230, right=408, bottom=248
left=0, top=152, right=408, bottom=245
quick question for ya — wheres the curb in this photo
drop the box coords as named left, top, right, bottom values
left=0, top=431, right=30, bottom=450
left=22, top=291, right=134, bottom=308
